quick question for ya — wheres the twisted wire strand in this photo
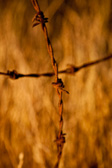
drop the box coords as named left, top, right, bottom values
left=30, top=0, right=67, bottom=167
left=0, top=54, right=112, bottom=80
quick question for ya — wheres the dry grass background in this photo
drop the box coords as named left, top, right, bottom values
left=0, top=0, right=112, bottom=167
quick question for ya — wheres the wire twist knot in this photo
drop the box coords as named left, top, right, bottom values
left=52, top=78, right=69, bottom=94
left=54, top=132, right=66, bottom=145
left=66, top=64, right=79, bottom=74
left=7, top=70, right=19, bottom=79
left=32, top=11, right=48, bottom=27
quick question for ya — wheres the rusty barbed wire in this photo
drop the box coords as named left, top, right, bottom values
left=31, top=0, right=67, bottom=167
left=0, top=1, right=112, bottom=166
left=0, top=54, right=112, bottom=80
left=0, top=1, right=111, bottom=168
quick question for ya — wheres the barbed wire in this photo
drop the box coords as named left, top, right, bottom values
left=30, top=0, right=67, bottom=167
left=0, top=0, right=112, bottom=167
left=0, top=54, right=112, bottom=80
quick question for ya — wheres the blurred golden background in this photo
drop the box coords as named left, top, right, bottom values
left=0, top=0, right=112, bottom=167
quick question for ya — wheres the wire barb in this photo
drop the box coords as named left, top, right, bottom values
left=54, top=132, right=66, bottom=146
left=32, top=11, right=48, bottom=27
left=7, top=70, right=19, bottom=79
left=52, top=78, right=69, bottom=94
left=31, top=0, right=48, bottom=27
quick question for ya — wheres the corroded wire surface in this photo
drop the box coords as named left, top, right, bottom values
left=31, top=0, right=67, bottom=167
left=0, top=0, right=112, bottom=167
left=0, top=54, right=112, bottom=80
